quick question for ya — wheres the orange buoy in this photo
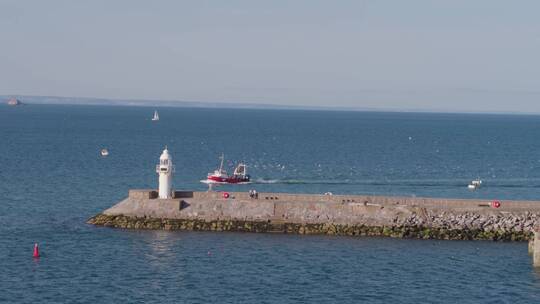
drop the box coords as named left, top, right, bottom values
left=33, top=243, right=40, bottom=258
left=223, top=192, right=230, bottom=199
left=491, top=201, right=501, bottom=208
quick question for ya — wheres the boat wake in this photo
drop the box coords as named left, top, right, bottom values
left=253, top=178, right=540, bottom=188
left=254, top=178, right=460, bottom=186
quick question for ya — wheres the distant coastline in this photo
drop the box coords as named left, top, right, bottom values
left=1, top=95, right=349, bottom=111
left=1, top=95, right=538, bottom=115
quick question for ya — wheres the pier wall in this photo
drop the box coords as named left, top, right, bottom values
left=88, top=190, right=540, bottom=241
left=533, top=227, right=540, bottom=267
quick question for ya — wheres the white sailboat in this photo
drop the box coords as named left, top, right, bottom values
left=152, top=110, right=159, bottom=121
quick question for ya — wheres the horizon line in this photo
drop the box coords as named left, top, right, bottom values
left=2, top=94, right=540, bottom=116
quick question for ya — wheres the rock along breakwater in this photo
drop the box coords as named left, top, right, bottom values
left=88, top=190, right=540, bottom=242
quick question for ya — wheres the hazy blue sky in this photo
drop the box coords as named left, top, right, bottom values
left=2, top=1, right=540, bottom=112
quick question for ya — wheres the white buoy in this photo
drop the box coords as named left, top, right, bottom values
left=156, top=147, right=175, bottom=199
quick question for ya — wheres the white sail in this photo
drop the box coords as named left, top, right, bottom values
left=152, top=110, right=159, bottom=121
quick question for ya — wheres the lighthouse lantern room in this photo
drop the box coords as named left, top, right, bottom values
left=156, top=147, right=175, bottom=199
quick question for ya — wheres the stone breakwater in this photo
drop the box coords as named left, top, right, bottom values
left=88, top=214, right=535, bottom=241
left=88, top=190, right=540, bottom=242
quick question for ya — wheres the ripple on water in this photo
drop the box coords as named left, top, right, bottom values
left=1, top=106, right=540, bottom=303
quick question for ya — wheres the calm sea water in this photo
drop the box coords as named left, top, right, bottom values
left=1, top=104, right=539, bottom=303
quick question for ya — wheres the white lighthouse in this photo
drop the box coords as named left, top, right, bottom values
left=156, top=147, right=175, bottom=199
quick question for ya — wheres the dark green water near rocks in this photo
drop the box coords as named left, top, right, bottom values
left=1, top=104, right=540, bottom=303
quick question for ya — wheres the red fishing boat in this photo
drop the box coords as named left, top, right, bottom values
left=202, top=154, right=251, bottom=184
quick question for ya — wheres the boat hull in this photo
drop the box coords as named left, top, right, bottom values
left=202, top=174, right=251, bottom=184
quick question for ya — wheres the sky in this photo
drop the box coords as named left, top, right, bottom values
left=1, top=0, right=540, bottom=113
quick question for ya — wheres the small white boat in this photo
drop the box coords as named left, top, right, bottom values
left=152, top=110, right=159, bottom=121
left=467, top=179, right=482, bottom=190
left=100, top=149, right=109, bottom=157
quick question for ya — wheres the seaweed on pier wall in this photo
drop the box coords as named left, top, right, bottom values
left=87, top=214, right=533, bottom=242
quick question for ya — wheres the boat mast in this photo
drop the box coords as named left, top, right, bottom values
left=219, top=153, right=224, bottom=172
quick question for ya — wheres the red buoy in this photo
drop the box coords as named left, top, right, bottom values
left=491, top=201, right=501, bottom=208
left=33, top=243, right=40, bottom=258
left=223, top=192, right=230, bottom=199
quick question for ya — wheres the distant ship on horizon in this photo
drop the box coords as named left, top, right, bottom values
left=7, top=97, right=23, bottom=106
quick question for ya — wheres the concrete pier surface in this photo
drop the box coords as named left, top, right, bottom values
left=89, top=190, right=540, bottom=242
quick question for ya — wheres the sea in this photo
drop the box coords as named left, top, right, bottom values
left=1, top=104, right=539, bottom=303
